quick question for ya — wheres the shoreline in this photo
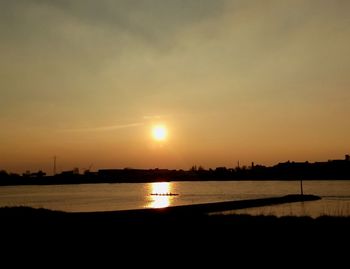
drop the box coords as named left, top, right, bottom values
left=0, top=194, right=332, bottom=223
left=1, top=194, right=349, bottom=247
left=0, top=178, right=349, bottom=187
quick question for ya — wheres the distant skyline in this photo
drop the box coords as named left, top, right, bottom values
left=1, top=1, right=350, bottom=174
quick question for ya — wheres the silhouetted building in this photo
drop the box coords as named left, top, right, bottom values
left=346, top=155, right=350, bottom=161
left=22, top=170, right=46, bottom=178
left=59, top=170, right=76, bottom=176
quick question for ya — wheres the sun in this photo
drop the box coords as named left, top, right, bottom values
left=152, top=125, right=167, bottom=141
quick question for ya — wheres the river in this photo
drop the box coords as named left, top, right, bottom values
left=0, top=180, right=349, bottom=217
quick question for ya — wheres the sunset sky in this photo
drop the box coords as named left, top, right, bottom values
left=1, top=0, right=350, bottom=174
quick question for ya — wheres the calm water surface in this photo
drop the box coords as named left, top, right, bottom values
left=0, top=180, right=349, bottom=217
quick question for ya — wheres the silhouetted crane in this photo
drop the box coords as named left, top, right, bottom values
left=83, top=164, right=93, bottom=174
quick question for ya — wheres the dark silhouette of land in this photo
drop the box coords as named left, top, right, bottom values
left=0, top=194, right=319, bottom=218
left=1, top=194, right=349, bottom=259
left=1, top=155, right=349, bottom=186
left=0, top=194, right=331, bottom=229
left=1, top=194, right=348, bottom=245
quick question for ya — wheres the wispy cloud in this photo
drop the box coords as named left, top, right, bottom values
left=61, top=114, right=173, bottom=132
left=61, top=122, right=144, bottom=132
left=143, top=114, right=171, bottom=120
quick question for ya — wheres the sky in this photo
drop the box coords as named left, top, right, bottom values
left=1, top=0, right=350, bottom=174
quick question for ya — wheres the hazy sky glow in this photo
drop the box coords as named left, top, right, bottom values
left=1, top=0, right=350, bottom=174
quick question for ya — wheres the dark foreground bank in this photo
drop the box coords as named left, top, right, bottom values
left=1, top=195, right=349, bottom=260
left=0, top=194, right=321, bottom=222
left=1, top=194, right=348, bottom=231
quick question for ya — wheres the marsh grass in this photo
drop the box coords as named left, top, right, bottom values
left=216, top=199, right=350, bottom=218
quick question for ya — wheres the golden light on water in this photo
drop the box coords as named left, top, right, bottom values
left=152, top=181, right=171, bottom=194
left=151, top=195, right=170, bottom=208
left=148, top=182, right=173, bottom=208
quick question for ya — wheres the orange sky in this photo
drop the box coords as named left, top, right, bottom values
left=1, top=1, right=349, bottom=174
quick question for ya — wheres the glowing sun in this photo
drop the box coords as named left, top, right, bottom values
left=152, top=125, right=167, bottom=141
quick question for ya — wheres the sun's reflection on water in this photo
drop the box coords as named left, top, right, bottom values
left=147, top=182, right=176, bottom=208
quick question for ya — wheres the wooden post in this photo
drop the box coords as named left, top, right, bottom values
left=300, top=178, right=304, bottom=196
left=53, top=156, right=57, bottom=176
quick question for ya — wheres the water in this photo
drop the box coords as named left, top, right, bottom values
left=0, top=180, right=349, bottom=217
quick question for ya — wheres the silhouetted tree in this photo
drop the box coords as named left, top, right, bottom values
left=198, top=166, right=205, bottom=171
left=36, top=170, right=46, bottom=177
left=0, top=170, right=9, bottom=178
left=190, top=165, right=197, bottom=172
